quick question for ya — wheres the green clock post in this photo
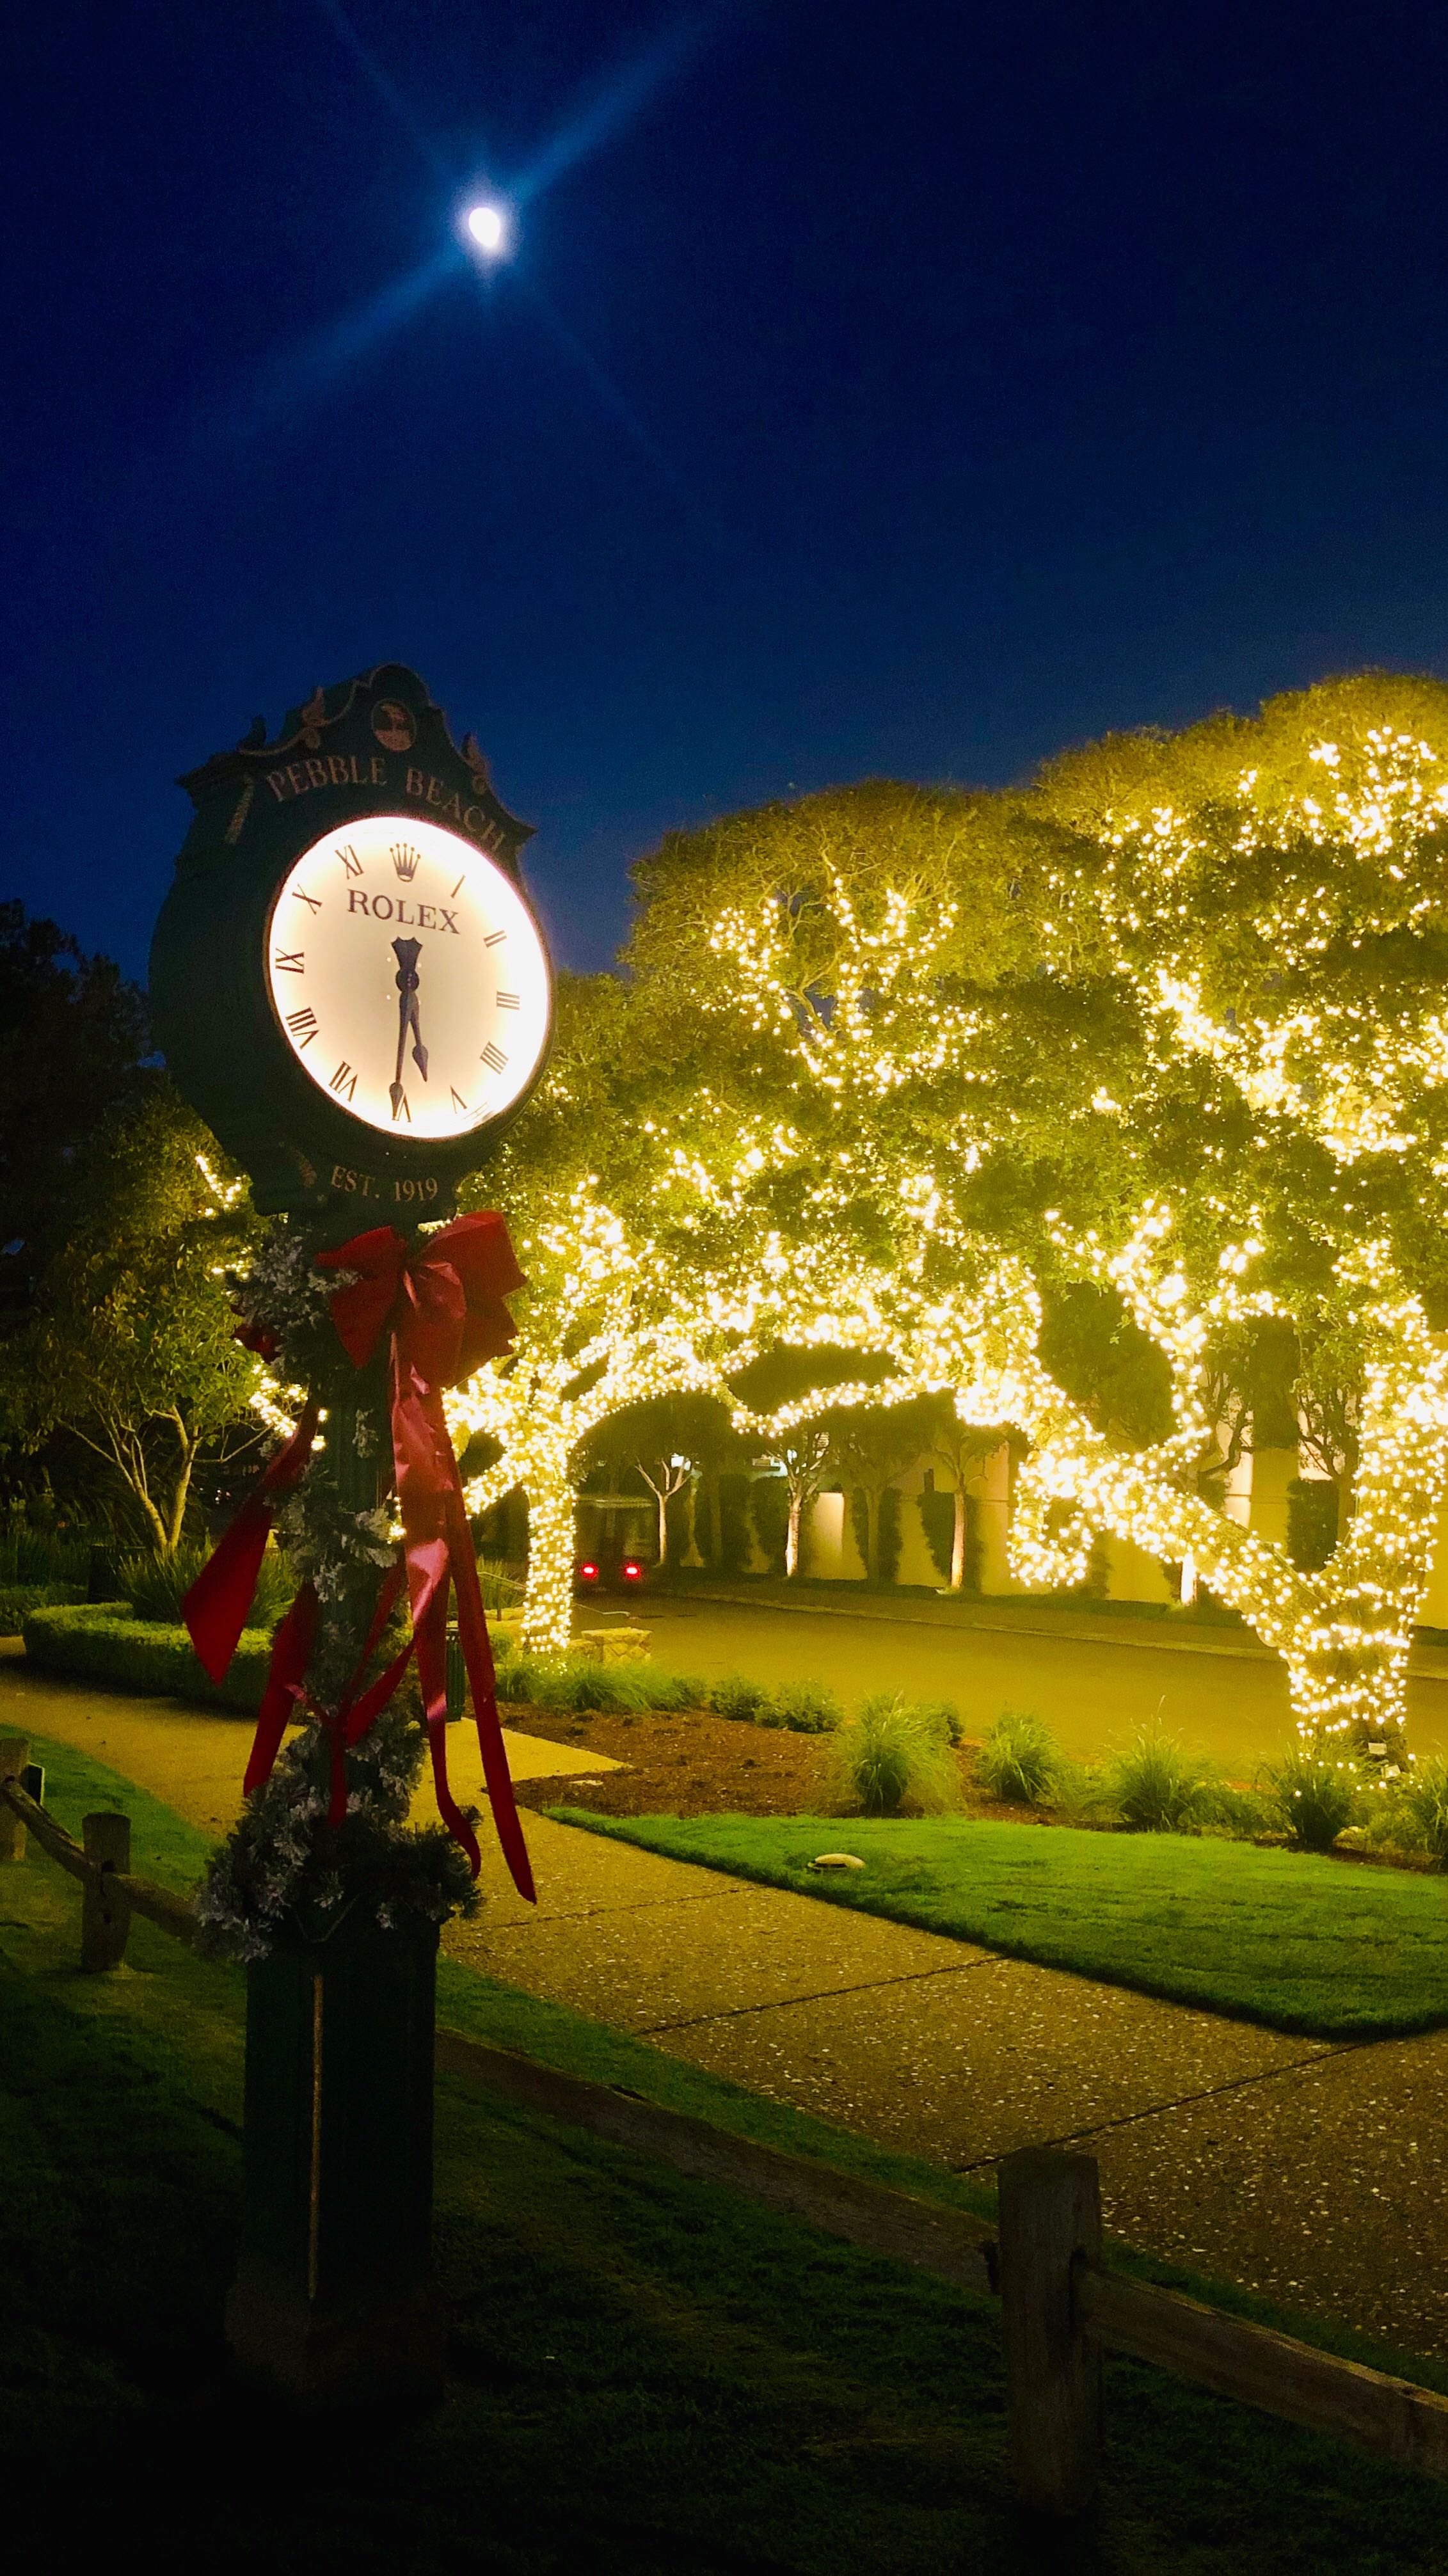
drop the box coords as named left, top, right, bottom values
left=151, top=665, right=553, bottom=2406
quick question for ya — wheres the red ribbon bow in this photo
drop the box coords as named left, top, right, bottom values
left=184, top=1211, right=535, bottom=1904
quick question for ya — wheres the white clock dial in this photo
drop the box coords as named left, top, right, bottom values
left=265, top=814, right=550, bottom=1140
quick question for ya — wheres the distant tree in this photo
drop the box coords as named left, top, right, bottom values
left=825, top=1404, right=923, bottom=1585
left=578, top=1391, right=736, bottom=1566
left=771, top=1426, right=831, bottom=1577
left=919, top=1396, right=1000, bottom=1591
left=0, top=903, right=150, bottom=1332
left=1, top=1085, right=263, bottom=1553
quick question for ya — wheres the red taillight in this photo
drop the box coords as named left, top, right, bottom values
left=621, top=1559, right=642, bottom=1580
left=579, top=1561, right=599, bottom=1580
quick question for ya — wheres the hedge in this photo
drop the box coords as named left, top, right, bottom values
left=21, top=1601, right=271, bottom=1716
left=0, top=1581, right=84, bottom=1635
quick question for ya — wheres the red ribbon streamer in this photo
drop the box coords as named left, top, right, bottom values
left=184, top=1212, right=534, bottom=1904
left=316, top=1215, right=532, bottom=1900
left=185, top=1399, right=321, bottom=1683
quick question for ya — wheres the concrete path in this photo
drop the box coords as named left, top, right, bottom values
left=4, top=1644, right=1444, bottom=2363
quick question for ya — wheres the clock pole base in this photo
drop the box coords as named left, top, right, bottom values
left=229, top=1918, right=444, bottom=2412
left=226, top=2259, right=445, bottom=2411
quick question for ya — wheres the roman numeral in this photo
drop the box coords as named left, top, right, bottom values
left=291, top=887, right=322, bottom=913
left=285, top=1006, right=319, bottom=1048
left=392, top=1088, right=411, bottom=1122
left=484, top=929, right=507, bottom=948
left=329, top=1061, right=357, bottom=1101
left=450, top=1086, right=468, bottom=1113
left=481, top=1041, right=507, bottom=1074
left=495, top=990, right=520, bottom=1010
left=450, top=874, right=465, bottom=898
left=273, top=950, right=305, bottom=974
left=337, top=845, right=363, bottom=879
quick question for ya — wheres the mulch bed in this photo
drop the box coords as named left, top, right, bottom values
left=502, top=1703, right=1027, bottom=1822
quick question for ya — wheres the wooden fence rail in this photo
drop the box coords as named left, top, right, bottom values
left=4, top=1731, right=1447, bottom=2509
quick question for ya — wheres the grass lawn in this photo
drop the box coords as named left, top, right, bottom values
left=8, top=1739, right=1448, bottom=2570
left=547, top=1808, right=1448, bottom=2039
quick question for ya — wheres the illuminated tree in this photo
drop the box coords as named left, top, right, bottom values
left=625, top=708, right=1448, bottom=1756
left=985, top=680, right=1448, bottom=1756
left=445, top=980, right=760, bottom=1650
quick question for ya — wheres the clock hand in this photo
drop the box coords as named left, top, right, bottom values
left=390, top=937, right=426, bottom=1115
left=406, top=990, right=429, bottom=1082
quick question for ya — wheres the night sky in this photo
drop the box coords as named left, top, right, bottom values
left=6, top=0, right=1448, bottom=981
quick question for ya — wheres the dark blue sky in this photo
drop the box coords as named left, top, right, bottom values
left=6, top=0, right=1448, bottom=978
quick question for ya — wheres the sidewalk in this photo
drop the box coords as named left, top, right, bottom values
left=4, top=1644, right=1444, bottom=2365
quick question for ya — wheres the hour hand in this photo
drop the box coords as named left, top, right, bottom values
left=408, top=997, right=428, bottom=1083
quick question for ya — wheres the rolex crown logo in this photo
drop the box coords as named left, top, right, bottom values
left=391, top=842, right=422, bottom=882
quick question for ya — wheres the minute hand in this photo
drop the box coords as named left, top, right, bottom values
left=390, top=938, right=428, bottom=1115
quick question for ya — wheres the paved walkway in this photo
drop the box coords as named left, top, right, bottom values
left=4, top=1644, right=1445, bottom=2363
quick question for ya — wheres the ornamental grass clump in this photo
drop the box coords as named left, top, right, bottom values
left=120, top=1543, right=296, bottom=1632
left=1108, top=1728, right=1215, bottom=1833
left=829, top=1694, right=960, bottom=1816
left=976, top=1710, right=1061, bottom=1806
left=1261, top=1746, right=1361, bottom=1852
left=475, top=1556, right=525, bottom=1612
left=1386, top=1754, right=1448, bottom=1866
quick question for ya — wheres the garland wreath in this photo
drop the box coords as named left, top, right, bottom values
left=191, top=1212, right=534, bottom=1962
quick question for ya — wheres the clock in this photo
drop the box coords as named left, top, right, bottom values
left=151, top=664, right=554, bottom=1217
left=267, top=813, right=549, bottom=1143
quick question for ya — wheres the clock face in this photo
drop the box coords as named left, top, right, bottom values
left=264, top=813, right=550, bottom=1140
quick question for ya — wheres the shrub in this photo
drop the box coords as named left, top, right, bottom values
left=1261, top=1746, right=1360, bottom=1851
left=22, top=1601, right=270, bottom=1713
left=0, top=1580, right=84, bottom=1634
left=1385, top=1754, right=1448, bottom=1866
left=493, top=1651, right=703, bottom=1715
left=717, top=1473, right=753, bottom=1576
left=710, top=1673, right=776, bottom=1724
left=1108, top=1728, right=1214, bottom=1833
left=1200, top=1779, right=1272, bottom=1837
left=1051, top=1760, right=1113, bottom=1824
left=828, top=1696, right=960, bottom=1816
left=975, top=1710, right=1060, bottom=1806
left=914, top=1697, right=963, bottom=1746
left=763, top=1680, right=843, bottom=1735
left=1286, top=1477, right=1340, bottom=1572
left=749, top=1475, right=790, bottom=1574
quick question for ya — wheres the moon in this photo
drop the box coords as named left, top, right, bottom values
left=466, top=203, right=506, bottom=254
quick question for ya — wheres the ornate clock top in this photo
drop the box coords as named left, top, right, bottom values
left=152, top=664, right=553, bottom=1220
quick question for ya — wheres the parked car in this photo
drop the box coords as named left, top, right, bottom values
left=575, top=1552, right=650, bottom=1598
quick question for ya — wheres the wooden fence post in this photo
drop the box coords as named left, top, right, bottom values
left=81, top=1814, right=132, bottom=1971
left=0, top=1738, right=28, bottom=1863
left=998, top=2147, right=1103, bottom=2515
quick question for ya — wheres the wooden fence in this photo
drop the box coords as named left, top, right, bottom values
left=4, top=1729, right=1448, bottom=2511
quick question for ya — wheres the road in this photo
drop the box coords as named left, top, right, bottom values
left=630, top=1589, right=1448, bottom=1770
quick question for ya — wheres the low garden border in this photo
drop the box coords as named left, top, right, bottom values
left=3, top=1729, right=1447, bottom=2513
